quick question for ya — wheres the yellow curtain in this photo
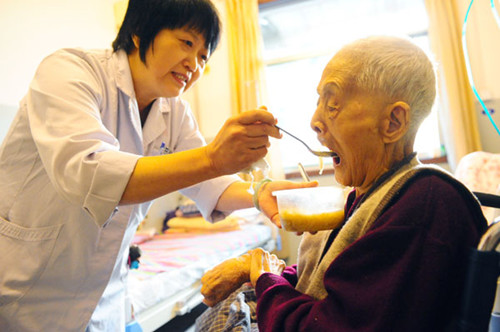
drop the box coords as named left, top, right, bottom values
left=225, top=0, right=279, bottom=181
left=225, top=0, right=267, bottom=115
left=424, top=0, right=482, bottom=170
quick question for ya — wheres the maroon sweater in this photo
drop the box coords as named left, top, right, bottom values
left=255, top=174, right=486, bottom=331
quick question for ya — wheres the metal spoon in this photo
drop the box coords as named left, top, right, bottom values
left=275, top=125, right=335, bottom=157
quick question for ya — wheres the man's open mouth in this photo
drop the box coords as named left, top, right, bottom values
left=332, top=152, right=341, bottom=165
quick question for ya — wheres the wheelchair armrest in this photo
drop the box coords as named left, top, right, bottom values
left=478, top=220, right=500, bottom=251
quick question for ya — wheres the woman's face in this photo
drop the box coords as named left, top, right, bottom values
left=129, top=28, right=209, bottom=108
left=310, top=58, right=391, bottom=195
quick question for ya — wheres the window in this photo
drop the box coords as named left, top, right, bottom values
left=259, top=0, right=444, bottom=172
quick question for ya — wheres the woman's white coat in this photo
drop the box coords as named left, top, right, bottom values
left=0, top=48, right=237, bottom=331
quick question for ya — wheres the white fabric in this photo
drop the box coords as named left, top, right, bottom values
left=0, top=48, right=238, bottom=331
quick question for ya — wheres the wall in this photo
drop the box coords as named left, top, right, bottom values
left=0, top=0, right=117, bottom=141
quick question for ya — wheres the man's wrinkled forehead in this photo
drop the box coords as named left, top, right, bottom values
left=317, top=66, right=345, bottom=97
left=317, top=55, right=357, bottom=97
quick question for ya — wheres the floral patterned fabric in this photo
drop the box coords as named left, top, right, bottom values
left=455, top=151, right=500, bottom=223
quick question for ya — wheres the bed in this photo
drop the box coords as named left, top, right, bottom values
left=125, top=208, right=277, bottom=332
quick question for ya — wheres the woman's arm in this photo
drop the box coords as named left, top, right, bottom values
left=120, top=110, right=280, bottom=204
left=215, top=180, right=319, bottom=226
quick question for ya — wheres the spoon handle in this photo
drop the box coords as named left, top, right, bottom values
left=298, top=162, right=311, bottom=182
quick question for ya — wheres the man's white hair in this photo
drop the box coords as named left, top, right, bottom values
left=337, top=35, right=437, bottom=133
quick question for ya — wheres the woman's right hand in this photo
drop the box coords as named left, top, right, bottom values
left=204, top=107, right=281, bottom=175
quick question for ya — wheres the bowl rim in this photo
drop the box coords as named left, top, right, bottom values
left=272, top=185, right=343, bottom=197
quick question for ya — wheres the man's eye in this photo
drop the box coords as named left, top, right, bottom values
left=327, top=105, right=338, bottom=112
left=184, top=40, right=193, bottom=47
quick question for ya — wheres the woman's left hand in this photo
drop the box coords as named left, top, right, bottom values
left=257, top=180, right=318, bottom=227
left=249, top=248, right=286, bottom=287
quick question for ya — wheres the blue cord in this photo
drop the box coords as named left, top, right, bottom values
left=491, top=0, right=500, bottom=26
left=462, top=0, right=500, bottom=135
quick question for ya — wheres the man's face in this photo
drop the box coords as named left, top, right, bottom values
left=310, top=55, right=390, bottom=194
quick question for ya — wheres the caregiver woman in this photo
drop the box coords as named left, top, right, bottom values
left=0, top=0, right=312, bottom=330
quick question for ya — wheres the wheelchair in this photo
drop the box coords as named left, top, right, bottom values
left=456, top=192, right=500, bottom=331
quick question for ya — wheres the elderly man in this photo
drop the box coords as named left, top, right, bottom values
left=198, top=36, right=487, bottom=331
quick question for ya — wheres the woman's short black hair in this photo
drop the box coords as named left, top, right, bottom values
left=112, top=0, right=221, bottom=63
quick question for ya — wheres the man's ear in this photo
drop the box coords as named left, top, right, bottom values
left=382, top=101, right=410, bottom=143
left=132, top=35, right=140, bottom=49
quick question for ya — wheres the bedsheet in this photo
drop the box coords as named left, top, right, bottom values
left=126, top=223, right=274, bottom=319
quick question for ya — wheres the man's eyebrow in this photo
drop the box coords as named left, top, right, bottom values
left=318, top=81, right=339, bottom=96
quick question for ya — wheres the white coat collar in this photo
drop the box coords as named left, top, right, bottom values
left=112, top=50, right=143, bottom=144
left=113, top=49, right=136, bottom=99
left=112, top=50, right=176, bottom=152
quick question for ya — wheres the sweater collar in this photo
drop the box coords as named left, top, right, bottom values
left=348, top=152, right=419, bottom=215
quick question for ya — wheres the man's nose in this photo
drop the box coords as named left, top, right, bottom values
left=310, top=110, right=325, bottom=134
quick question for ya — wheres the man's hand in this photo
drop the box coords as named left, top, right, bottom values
left=201, top=253, right=251, bottom=307
left=249, top=248, right=286, bottom=287
left=257, top=180, right=319, bottom=227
